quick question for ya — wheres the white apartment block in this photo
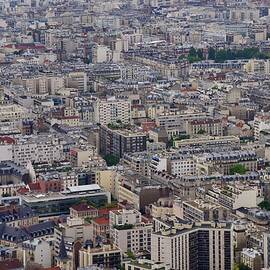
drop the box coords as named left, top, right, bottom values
left=151, top=222, right=233, bottom=270
left=94, top=97, right=131, bottom=125
left=168, top=155, right=196, bottom=176
left=111, top=223, right=152, bottom=253
left=92, top=45, right=112, bottom=64
left=0, top=135, right=63, bottom=167
left=254, top=113, right=270, bottom=140
left=110, top=209, right=152, bottom=253
left=207, top=185, right=258, bottom=210
left=109, top=209, right=142, bottom=231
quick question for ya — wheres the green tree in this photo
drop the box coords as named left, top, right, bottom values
left=208, top=47, right=216, bottom=60
left=197, top=129, right=206, bottom=134
left=2, top=193, right=11, bottom=197
left=234, top=263, right=251, bottom=270
left=189, top=47, right=197, bottom=57
left=259, top=200, right=270, bottom=211
left=197, top=49, right=204, bottom=59
left=104, top=154, right=120, bottom=166
left=229, top=164, right=247, bottom=175
left=126, top=250, right=136, bottom=260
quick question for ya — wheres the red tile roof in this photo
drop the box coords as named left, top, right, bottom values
left=93, top=217, right=109, bottom=225
left=98, top=206, right=120, bottom=217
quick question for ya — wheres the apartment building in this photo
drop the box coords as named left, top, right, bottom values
left=0, top=205, right=38, bottom=227
left=182, top=200, right=228, bottom=222
left=241, top=248, right=262, bottom=270
left=150, top=155, right=167, bottom=173
left=263, top=232, right=270, bottom=269
left=94, top=97, right=131, bottom=125
left=70, top=146, right=96, bottom=167
left=173, top=136, right=240, bottom=149
left=151, top=222, right=233, bottom=270
left=133, top=55, right=189, bottom=79
left=205, top=184, right=258, bottom=210
left=156, top=112, right=208, bottom=138
left=254, top=112, right=270, bottom=140
left=116, top=171, right=170, bottom=212
left=195, top=150, right=257, bottom=175
left=123, top=152, right=150, bottom=176
left=186, top=118, right=224, bottom=137
left=22, top=76, right=65, bottom=95
left=0, top=104, right=31, bottom=122
left=168, top=154, right=196, bottom=176
left=99, top=125, right=146, bottom=158
left=109, top=209, right=142, bottom=233
left=95, top=169, right=117, bottom=195
left=22, top=239, right=52, bottom=268
left=92, top=45, right=112, bottom=64
left=66, top=72, right=88, bottom=92
left=123, top=259, right=170, bottom=270
left=110, top=216, right=152, bottom=253
left=79, top=244, right=121, bottom=269
left=244, top=59, right=270, bottom=74
left=11, top=135, right=63, bottom=167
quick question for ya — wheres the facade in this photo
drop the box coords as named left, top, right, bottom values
left=22, top=239, right=52, bottom=268
left=196, top=150, right=257, bottom=175
left=70, top=203, right=99, bottom=219
left=110, top=223, right=152, bottom=253
left=99, top=125, right=147, bottom=158
left=151, top=222, right=233, bottom=270
left=0, top=205, right=38, bottom=227
left=95, top=170, right=117, bottom=195
left=123, top=259, right=170, bottom=270
left=254, top=113, right=270, bottom=140
left=0, top=104, right=31, bottom=122
left=168, top=155, right=196, bottom=176
left=21, top=185, right=110, bottom=217
left=173, top=136, right=240, bottom=149
left=182, top=200, right=228, bottom=222
left=79, top=244, right=121, bottom=269
left=263, top=232, right=270, bottom=269
left=205, top=185, right=258, bottom=210
left=241, top=248, right=262, bottom=270
left=0, top=135, right=64, bottom=167
left=94, top=98, right=131, bottom=125
left=186, top=118, right=224, bottom=137
left=110, top=208, right=152, bottom=253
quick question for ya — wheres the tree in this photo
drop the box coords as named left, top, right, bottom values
left=208, top=47, right=216, bottom=60
left=2, top=193, right=11, bottom=197
left=104, top=154, right=120, bottom=166
left=197, top=129, right=206, bottom=134
left=229, top=164, right=247, bottom=175
left=234, top=263, right=251, bottom=270
left=126, top=250, right=136, bottom=260
left=259, top=200, right=270, bottom=211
